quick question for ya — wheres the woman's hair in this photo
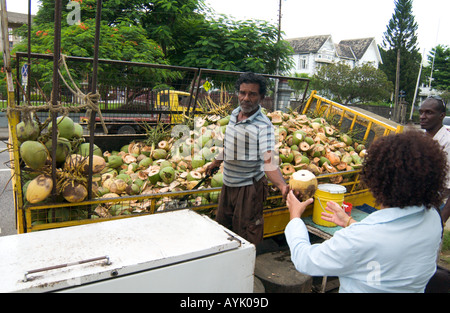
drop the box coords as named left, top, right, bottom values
left=235, top=72, right=267, bottom=97
left=360, top=130, right=448, bottom=209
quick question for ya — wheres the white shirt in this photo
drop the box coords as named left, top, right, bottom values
left=433, top=126, right=450, bottom=188
left=285, top=206, right=442, bottom=293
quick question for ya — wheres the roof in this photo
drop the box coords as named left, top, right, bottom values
left=334, top=43, right=356, bottom=60
left=287, top=35, right=331, bottom=54
left=338, top=38, right=375, bottom=60
left=6, top=12, right=33, bottom=26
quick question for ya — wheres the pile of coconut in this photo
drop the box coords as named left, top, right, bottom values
left=16, top=110, right=365, bottom=220
left=267, top=110, right=366, bottom=184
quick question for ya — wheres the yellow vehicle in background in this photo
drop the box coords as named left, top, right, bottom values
left=80, top=90, right=203, bottom=134
left=156, top=90, right=202, bottom=124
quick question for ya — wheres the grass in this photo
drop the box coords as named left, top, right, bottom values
left=440, top=230, right=450, bottom=268
left=442, top=230, right=450, bottom=252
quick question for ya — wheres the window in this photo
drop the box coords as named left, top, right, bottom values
left=298, top=55, right=308, bottom=70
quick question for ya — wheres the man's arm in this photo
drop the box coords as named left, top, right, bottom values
left=205, top=149, right=223, bottom=176
left=263, top=150, right=289, bottom=200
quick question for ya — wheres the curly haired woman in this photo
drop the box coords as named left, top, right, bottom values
left=285, top=131, right=444, bottom=293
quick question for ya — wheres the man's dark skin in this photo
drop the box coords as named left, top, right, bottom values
left=419, top=98, right=450, bottom=224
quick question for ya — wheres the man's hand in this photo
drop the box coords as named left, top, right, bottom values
left=205, top=159, right=222, bottom=176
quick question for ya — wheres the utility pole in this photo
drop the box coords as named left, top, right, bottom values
left=274, top=0, right=282, bottom=111
left=394, top=48, right=400, bottom=122
left=410, top=49, right=424, bottom=120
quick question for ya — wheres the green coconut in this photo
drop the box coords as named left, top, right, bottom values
left=217, top=115, right=230, bottom=126
left=291, top=130, right=305, bottom=146
left=201, top=147, right=214, bottom=161
left=211, top=172, right=223, bottom=188
left=47, top=208, right=70, bottom=222
left=209, top=191, right=220, bottom=203
left=341, top=134, right=353, bottom=146
left=138, top=157, right=152, bottom=168
left=279, top=149, right=294, bottom=163
left=116, top=173, right=131, bottom=184
left=20, top=141, right=48, bottom=170
left=77, top=143, right=102, bottom=157
left=148, top=169, right=161, bottom=184
left=187, top=171, right=202, bottom=181
left=159, top=166, right=176, bottom=184
left=159, top=160, right=173, bottom=170
left=152, top=148, right=167, bottom=160
left=45, top=137, right=71, bottom=163
left=73, top=123, right=83, bottom=138
left=191, top=156, right=205, bottom=169
left=126, top=183, right=140, bottom=195
left=107, top=155, right=124, bottom=168
left=16, top=120, right=40, bottom=142
left=49, top=116, right=75, bottom=139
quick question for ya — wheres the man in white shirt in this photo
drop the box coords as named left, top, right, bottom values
left=419, top=96, right=450, bottom=224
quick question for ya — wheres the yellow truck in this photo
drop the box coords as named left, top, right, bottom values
left=80, top=90, right=202, bottom=134
left=8, top=86, right=403, bottom=235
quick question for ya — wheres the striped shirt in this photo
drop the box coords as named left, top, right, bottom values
left=221, top=106, right=275, bottom=186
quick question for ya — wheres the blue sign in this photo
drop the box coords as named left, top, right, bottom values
left=21, top=64, right=28, bottom=77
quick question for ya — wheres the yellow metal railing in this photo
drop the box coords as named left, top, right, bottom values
left=303, top=90, right=403, bottom=143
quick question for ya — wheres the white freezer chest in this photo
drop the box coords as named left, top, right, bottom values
left=0, top=210, right=255, bottom=293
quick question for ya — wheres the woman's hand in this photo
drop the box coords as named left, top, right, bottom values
left=286, top=190, right=314, bottom=220
left=321, top=201, right=353, bottom=227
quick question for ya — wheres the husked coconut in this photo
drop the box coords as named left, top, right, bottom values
left=289, top=169, right=318, bottom=201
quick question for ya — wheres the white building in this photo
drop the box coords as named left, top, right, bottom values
left=0, top=12, right=32, bottom=51
left=287, top=35, right=383, bottom=76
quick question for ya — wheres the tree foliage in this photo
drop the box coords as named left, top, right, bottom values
left=424, top=45, right=450, bottom=92
left=180, top=15, right=293, bottom=73
left=29, top=0, right=292, bottom=74
left=13, top=12, right=173, bottom=98
left=379, top=0, right=421, bottom=105
left=312, top=62, right=393, bottom=104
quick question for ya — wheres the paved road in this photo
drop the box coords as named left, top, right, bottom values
left=0, top=139, right=16, bottom=236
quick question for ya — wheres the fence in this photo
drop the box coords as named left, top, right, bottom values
left=14, top=52, right=310, bottom=131
left=9, top=52, right=312, bottom=234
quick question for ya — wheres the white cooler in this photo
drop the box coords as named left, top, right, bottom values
left=0, top=209, right=255, bottom=293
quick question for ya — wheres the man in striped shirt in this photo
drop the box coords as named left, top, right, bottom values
left=206, top=72, right=289, bottom=245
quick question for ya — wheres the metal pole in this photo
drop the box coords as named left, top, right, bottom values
left=274, top=0, right=282, bottom=111
left=51, top=0, right=62, bottom=199
left=27, top=0, right=31, bottom=101
left=409, top=49, right=424, bottom=120
left=87, top=0, right=102, bottom=200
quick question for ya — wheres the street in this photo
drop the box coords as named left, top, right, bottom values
left=0, top=140, right=16, bottom=236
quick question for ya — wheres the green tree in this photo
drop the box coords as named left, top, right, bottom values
left=379, top=0, right=421, bottom=122
left=180, top=15, right=293, bottom=74
left=424, top=45, right=450, bottom=92
left=312, top=62, right=392, bottom=104
left=13, top=13, right=173, bottom=102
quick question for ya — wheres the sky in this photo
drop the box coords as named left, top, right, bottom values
left=5, top=0, right=450, bottom=58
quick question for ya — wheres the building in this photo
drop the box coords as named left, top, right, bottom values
left=0, top=12, right=33, bottom=51
left=287, top=35, right=383, bottom=76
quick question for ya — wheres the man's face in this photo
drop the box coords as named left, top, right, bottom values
left=238, top=83, right=264, bottom=114
left=419, top=99, right=444, bottom=132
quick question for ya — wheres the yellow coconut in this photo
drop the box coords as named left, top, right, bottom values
left=26, top=175, right=53, bottom=204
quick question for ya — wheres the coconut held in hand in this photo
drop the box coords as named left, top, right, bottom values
left=289, top=170, right=318, bottom=201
